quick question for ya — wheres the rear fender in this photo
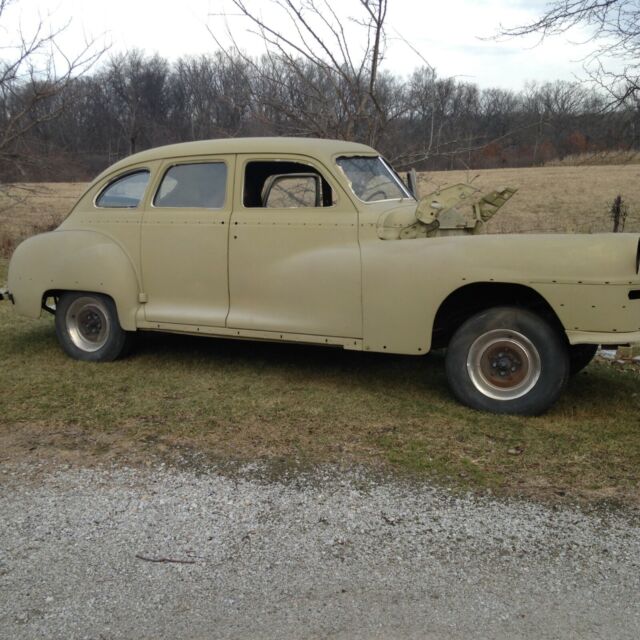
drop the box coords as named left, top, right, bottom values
left=7, top=230, right=140, bottom=330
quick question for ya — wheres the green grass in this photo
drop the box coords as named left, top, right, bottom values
left=1, top=257, right=639, bottom=503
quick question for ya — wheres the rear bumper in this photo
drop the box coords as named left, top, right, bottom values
left=566, top=329, right=640, bottom=346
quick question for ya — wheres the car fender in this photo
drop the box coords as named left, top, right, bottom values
left=360, top=232, right=640, bottom=354
left=7, top=230, right=141, bottom=330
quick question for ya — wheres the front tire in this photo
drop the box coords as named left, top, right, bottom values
left=445, top=307, right=569, bottom=415
left=55, top=292, right=133, bottom=362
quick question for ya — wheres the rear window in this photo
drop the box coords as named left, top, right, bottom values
left=96, top=170, right=150, bottom=208
left=154, top=163, right=227, bottom=208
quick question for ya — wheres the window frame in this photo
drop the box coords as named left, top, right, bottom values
left=151, top=160, right=229, bottom=210
left=335, top=154, right=414, bottom=204
left=241, top=157, right=338, bottom=210
left=94, top=169, right=151, bottom=210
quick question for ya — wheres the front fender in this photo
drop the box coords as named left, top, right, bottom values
left=360, top=232, right=640, bottom=354
left=7, top=230, right=140, bottom=330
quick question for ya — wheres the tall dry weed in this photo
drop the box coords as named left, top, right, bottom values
left=0, top=215, right=60, bottom=259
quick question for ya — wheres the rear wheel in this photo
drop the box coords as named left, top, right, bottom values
left=55, top=292, right=133, bottom=362
left=445, top=307, right=569, bottom=415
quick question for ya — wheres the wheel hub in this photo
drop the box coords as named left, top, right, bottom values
left=467, top=330, right=541, bottom=400
left=80, top=310, right=103, bottom=337
left=484, top=345, right=528, bottom=387
left=65, top=297, right=111, bottom=352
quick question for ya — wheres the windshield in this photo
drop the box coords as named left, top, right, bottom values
left=336, top=155, right=412, bottom=202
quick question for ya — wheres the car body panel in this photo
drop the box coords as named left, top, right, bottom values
left=140, top=154, right=235, bottom=326
left=227, top=153, right=362, bottom=338
left=357, top=211, right=640, bottom=352
left=8, top=230, right=140, bottom=330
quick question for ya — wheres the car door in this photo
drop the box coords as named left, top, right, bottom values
left=141, top=155, right=234, bottom=326
left=227, top=154, right=362, bottom=338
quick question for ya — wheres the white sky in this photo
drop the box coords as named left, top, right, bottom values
left=2, top=0, right=602, bottom=90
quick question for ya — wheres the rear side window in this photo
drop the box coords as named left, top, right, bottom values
left=96, top=170, right=150, bottom=208
left=154, top=162, right=227, bottom=208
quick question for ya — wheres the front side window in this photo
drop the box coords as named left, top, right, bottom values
left=154, top=162, right=227, bottom=208
left=96, top=170, right=150, bottom=208
left=336, top=156, right=412, bottom=202
left=244, top=161, right=334, bottom=208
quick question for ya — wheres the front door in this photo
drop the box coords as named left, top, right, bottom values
left=141, top=155, right=234, bottom=326
left=227, top=154, right=362, bottom=338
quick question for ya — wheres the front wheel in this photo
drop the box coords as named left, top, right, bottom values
left=445, top=307, right=569, bottom=415
left=55, top=292, right=134, bottom=362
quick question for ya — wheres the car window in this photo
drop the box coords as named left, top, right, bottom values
left=96, top=170, right=150, bottom=208
left=336, top=156, right=412, bottom=202
left=154, top=162, right=227, bottom=208
left=244, top=160, right=334, bottom=208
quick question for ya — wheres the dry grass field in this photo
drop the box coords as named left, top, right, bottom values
left=0, top=183, right=85, bottom=257
left=543, top=150, right=640, bottom=167
left=1, top=164, right=640, bottom=503
left=420, top=164, right=640, bottom=234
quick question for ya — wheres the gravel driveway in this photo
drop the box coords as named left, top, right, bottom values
left=1, top=461, right=639, bottom=639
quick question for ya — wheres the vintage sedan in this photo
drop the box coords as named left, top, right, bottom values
left=2, top=137, right=640, bottom=415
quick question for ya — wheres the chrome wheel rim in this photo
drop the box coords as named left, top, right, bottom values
left=65, top=297, right=110, bottom=352
left=466, top=329, right=541, bottom=401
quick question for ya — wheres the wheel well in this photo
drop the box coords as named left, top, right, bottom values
left=41, top=289, right=63, bottom=314
left=431, top=283, right=565, bottom=349
left=41, top=290, right=119, bottom=317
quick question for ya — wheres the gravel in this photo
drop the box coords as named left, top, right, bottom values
left=1, top=461, right=639, bottom=639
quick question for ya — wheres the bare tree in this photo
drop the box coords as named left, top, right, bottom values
left=100, top=51, right=170, bottom=156
left=498, top=1, right=640, bottom=107
left=169, top=53, right=250, bottom=140
left=211, top=0, right=389, bottom=145
left=0, top=0, right=106, bottom=181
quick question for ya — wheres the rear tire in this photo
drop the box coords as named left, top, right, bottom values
left=55, top=292, right=134, bottom=362
left=445, top=307, right=569, bottom=415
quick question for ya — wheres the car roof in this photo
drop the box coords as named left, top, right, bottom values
left=98, top=137, right=378, bottom=179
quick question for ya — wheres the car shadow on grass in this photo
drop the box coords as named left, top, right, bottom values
left=134, top=329, right=450, bottom=391
left=132, top=331, right=639, bottom=413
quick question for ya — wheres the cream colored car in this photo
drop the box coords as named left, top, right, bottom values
left=3, top=138, right=640, bottom=415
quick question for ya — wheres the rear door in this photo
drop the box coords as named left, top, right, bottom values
left=141, top=155, right=234, bottom=326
